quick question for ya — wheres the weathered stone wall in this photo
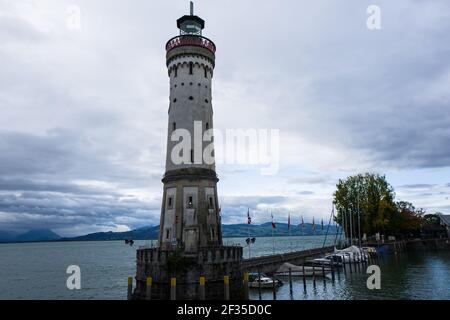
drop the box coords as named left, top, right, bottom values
left=134, top=246, right=244, bottom=300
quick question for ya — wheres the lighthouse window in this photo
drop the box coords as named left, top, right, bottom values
left=206, top=122, right=209, bottom=130
left=211, top=227, right=215, bottom=240
left=166, top=229, right=170, bottom=240
left=189, top=96, right=194, bottom=100
left=187, top=196, right=193, bottom=208
left=173, top=122, right=176, bottom=131
left=174, top=67, right=178, bottom=78
left=189, top=62, right=193, bottom=75
left=204, top=68, right=207, bottom=78
left=205, top=99, right=209, bottom=103
left=168, top=196, right=173, bottom=209
left=208, top=196, right=214, bottom=208
left=190, top=149, right=194, bottom=163
left=173, top=98, right=177, bottom=103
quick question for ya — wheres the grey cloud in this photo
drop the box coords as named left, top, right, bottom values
left=287, top=175, right=333, bottom=185
left=399, top=184, right=434, bottom=190
left=296, top=191, right=314, bottom=196
left=0, top=178, right=111, bottom=195
left=1, top=0, right=449, bottom=235
left=0, top=190, right=161, bottom=235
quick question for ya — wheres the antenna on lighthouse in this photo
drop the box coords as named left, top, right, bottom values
left=190, top=1, right=194, bottom=15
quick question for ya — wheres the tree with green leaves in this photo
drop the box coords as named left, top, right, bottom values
left=333, top=173, right=423, bottom=241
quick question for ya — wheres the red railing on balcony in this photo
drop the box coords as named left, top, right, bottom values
left=166, top=35, right=216, bottom=54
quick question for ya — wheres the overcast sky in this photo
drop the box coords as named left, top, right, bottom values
left=1, top=0, right=449, bottom=236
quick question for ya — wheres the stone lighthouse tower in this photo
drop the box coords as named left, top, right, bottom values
left=133, top=3, right=244, bottom=300
left=160, top=2, right=220, bottom=251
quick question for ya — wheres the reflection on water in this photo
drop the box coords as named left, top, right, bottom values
left=0, top=237, right=449, bottom=300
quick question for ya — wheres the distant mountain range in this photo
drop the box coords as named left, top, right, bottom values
left=0, top=223, right=337, bottom=243
left=0, top=229, right=61, bottom=243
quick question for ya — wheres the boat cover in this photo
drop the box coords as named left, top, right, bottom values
left=276, top=262, right=304, bottom=273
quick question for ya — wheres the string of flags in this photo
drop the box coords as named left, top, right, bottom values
left=245, top=209, right=327, bottom=233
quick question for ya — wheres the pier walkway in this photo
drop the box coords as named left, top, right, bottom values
left=242, top=245, right=335, bottom=274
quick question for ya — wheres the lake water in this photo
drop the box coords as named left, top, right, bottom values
left=0, top=236, right=449, bottom=300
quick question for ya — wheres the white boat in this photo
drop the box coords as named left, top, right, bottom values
left=312, top=257, right=341, bottom=267
left=249, top=276, right=281, bottom=288
left=312, top=254, right=344, bottom=266
left=334, top=246, right=370, bottom=262
left=274, top=262, right=331, bottom=277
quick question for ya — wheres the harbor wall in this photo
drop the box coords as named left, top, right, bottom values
left=242, top=245, right=335, bottom=274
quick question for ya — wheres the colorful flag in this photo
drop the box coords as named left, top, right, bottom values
left=271, top=212, right=276, bottom=229
left=247, top=208, right=251, bottom=225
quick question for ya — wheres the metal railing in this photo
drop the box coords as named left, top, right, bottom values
left=166, top=35, right=216, bottom=53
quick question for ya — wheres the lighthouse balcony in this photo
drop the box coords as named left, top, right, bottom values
left=166, top=35, right=216, bottom=54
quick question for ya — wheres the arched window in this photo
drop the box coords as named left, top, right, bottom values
left=189, top=62, right=193, bottom=75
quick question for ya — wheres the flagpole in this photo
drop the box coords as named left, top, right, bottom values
left=289, top=213, right=292, bottom=252
left=301, top=215, right=304, bottom=236
left=357, top=181, right=362, bottom=248
left=313, top=217, right=315, bottom=236
left=271, top=211, right=275, bottom=255
left=349, top=208, right=354, bottom=246
left=247, top=208, right=251, bottom=259
left=248, top=226, right=251, bottom=259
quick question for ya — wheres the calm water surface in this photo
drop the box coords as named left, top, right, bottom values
left=0, top=236, right=448, bottom=300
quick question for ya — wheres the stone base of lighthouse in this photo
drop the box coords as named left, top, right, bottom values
left=133, top=246, right=244, bottom=300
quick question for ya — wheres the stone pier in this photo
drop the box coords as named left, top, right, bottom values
left=133, top=246, right=244, bottom=300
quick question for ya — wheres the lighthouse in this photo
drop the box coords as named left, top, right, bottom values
left=160, top=2, right=221, bottom=252
left=133, top=3, right=244, bottom=300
